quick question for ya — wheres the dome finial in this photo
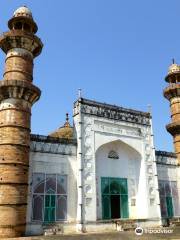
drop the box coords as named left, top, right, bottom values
left=78, top=88, right=82, bottom=98
left=66, top=113, right=69, bottom=122
left=64, top=113, right=70, bottom=127
left=13, top=6, right=33, bottom=19
left=167, top=59, right=180, bottom=75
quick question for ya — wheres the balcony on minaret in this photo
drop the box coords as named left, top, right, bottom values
left=0, top=6, right=43, bottom=105
left=164, top=62, right=180, bottom=101
left=0, top=6, right=42, bottom=59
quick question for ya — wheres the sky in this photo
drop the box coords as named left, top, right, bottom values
left=0, top=0, right=179, bottom=152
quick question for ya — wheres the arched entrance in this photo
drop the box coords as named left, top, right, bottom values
left=96, top=140, right=141, bottom=220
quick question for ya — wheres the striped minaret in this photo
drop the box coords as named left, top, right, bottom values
left=164, top=60, right=180, bottom=165
left=0, top=6, right=43, bottom=238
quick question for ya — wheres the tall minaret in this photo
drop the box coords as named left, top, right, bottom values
left=164, top=60, right=180, bottom=165
left=0, top=7, right=43, bottom=238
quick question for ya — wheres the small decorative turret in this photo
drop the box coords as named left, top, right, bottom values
left=164, top=59, right=180, bottom=165
left=0, top=6, right=43, bottom=238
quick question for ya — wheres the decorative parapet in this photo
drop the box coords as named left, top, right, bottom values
left=30, top=134, right=77, bottom=155
left=155, top=150, right=177, bottom=166
left=30, top=134, right=77, bottom=144
left=73, top=98, right=151, bottom=126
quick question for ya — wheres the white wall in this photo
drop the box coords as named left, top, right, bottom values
left=157, top=160, right=180, bottom=217
left=26, top=142, right=77, bottom=235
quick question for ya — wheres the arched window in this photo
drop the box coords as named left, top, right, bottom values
left=32, top=195, right=44, bottom=221
left=14, top=22, right=23, bottom=30
left=32, top=173, right=67, bottom=222
left=23, top=23, right=31, bottom=32
left=108, top=150, right=119, bottom=159
left=56, top=196, right=67, bottom=220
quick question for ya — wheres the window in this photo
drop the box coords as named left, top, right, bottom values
left=14, top=22, right=22, bottom=30
left=108, top=150, right=119, bottom=159
left=32, top=173, right=67, bottom=222
left=23, top=23, right=31, bottom=32
left=158, top=180, right=179, bottom=218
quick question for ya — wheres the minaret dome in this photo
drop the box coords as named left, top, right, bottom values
left=8, top=5, right=38, bottom=33
left=13, top=6, right=33, bottom=18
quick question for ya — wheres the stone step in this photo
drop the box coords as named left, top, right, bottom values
left=169, top=218, right=180, bottom=227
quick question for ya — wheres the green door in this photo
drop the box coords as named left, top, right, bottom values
left=121, top=195, right=129, bottom=218
left=166, top=196, right=174, bottom=218
left=101, top=177, right=129, bottom=219
left=102, top=195, right=110, bottom=219
left=44, top=195, right=56, bottom=222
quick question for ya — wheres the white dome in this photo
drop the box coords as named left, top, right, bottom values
left=168, top=63, right=180, bottom=75
left=13, top=6, right=32, bottom=19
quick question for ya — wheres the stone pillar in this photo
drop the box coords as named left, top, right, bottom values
left=164, top=62, right=180, bottom=165
left=75, top=100, right=86, bottom=232
left=0, top=6, right=43, bottom=238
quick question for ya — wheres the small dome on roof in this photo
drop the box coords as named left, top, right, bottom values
left=49, top=113, right=74, bottom=139
left=168, top=59, right=180, bottom=75
left=13, top=6, right=33, bottom=19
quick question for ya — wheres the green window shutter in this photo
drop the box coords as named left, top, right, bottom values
left=102, top=195, right=110, bottom=219
left=50, top=206, right=55, bottom=222
left=101, top=177, right=109, bottom=194
left=44, top=195, right=56, bottom=222
left=45, top=195, right=50, bottom=207
left=51, top=195, right=55, bottom=207
left=120, top=178, right=128, bottom=194
left=166, top=197, right=174, bottom=218
left=121, top=195, right=129, bottom=218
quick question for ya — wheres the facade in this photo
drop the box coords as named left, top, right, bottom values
left=0, top=6, right=180, bottom=238
left=26, top=98, right=180, bottom=236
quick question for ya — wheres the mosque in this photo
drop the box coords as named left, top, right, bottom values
left=0, top=6, right=179, bottom=238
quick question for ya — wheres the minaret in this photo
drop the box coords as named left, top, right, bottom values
left=164, top=60, right=180, bottom=165
left=0, top=7, right=43, bottom=238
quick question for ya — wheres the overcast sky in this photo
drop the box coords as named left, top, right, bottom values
left=1, top=0, right=179, bottom=152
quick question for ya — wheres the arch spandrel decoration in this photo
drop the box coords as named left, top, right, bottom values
left=108, top=150, right=119, bottom=159
left=96, top=139, right=142, bottom=160
left=95, top=137, right=142, bottom=158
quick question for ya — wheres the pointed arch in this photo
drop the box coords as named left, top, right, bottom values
left=96, top=139, right=142, bottom=159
